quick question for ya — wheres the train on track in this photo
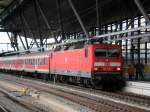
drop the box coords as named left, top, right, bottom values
left=0, top=43, right=125, bottom=91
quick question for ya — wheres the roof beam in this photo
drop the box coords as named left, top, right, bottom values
left=33, top=0, right=43, bottom=48
left=56, top=0, right=65, bottom=42
left=0, top=28, right=21, bottom=32
left=36, top=0, right=58, bottom=43
left=68, top=0, right=89, bottom=38
left=0, top=0, right=25, bottom=23
left=22, top=14, right=40, bottom=48
left=134, top=0, right=150, bottom=24
left=0, top=5, right=6, bottom=9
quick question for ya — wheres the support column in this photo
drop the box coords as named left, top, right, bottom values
left=110, top=24, right=113, bottom=33
left=20, top=14, right=29, bottom=50
left=91, top=27, right=96, bottom=36
left=22, top=14, right=39, bottom=48
left=125, top=20, right=129, bottom=64
left=105, top=25, right=108, bottom=34
left=13, top=33, right=19, bottom=51
left=115, top=22, right=119, bottom=44
left=137, top=38, right=141, bottom=63
left=96, top=0, right=100, bottom=30
left=7, top=32, right=16, bottom=51
left=119, top=21, right=123, bottom=45
left=29, top=39, right=34, bottom=49
left=131, top=40, right=134, bottom=64
left=18, top=34, right=26, bottom=50
left=137, top=16, right=141, bottom=63
left=125, top=40, right=128, bottom=64
left=145, top=42, right=147, bottom=64
left=145, top=20, right=148, bottom=64
left=68, top=0, right=89, bottom=38
left=43, top=38, right=46, bottom=47
left=131, top=19, right=135, bottom=64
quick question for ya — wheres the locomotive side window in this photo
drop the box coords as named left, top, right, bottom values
left=84, top=48, right=88, bottom=58
left=94, top=48, right=107, bottom=58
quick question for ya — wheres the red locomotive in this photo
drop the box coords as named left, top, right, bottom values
left=0, top=43, right=125, bottom=90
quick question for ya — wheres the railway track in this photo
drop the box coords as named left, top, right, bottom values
left=10, top=74, right=150, bottom=109
left=0, top=104, right=9, bottom=112
left=0, top=73, right=150, bottom=112
left=89, top=88, right=150, bottom=107
left=0, top=88, right=47, bottom=112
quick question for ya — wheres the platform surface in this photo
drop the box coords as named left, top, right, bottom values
left=124, top=81, right=150, bottom=96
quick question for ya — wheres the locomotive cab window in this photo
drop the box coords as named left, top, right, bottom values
left=94, top=48, right=107, bottom=58
left=108, top=48, right=120, bottom=58
left=94, top=48, right=120, bottom=58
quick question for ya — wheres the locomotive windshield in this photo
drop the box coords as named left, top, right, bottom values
left=94, top=48, right=120, bottom=58
left=108, top=48, right=120, bottom=58
left=94, top=48, right=107, bottom=57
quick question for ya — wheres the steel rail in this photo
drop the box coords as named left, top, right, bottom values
left=0, top=104, right=9, bottom=112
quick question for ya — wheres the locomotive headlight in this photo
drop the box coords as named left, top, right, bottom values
left=110, top=62, right=120, bottom=66
left=116, top=67, right=121, bottom=71
left=94, top=67, right=98, bottom=71
left=94, top=62, right=105, bottom=66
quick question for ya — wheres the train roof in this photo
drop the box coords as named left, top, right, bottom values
left=0, top=43, right=121, bottom=58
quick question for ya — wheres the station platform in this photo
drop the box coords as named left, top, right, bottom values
left=124, top=81, right=150, bottom=97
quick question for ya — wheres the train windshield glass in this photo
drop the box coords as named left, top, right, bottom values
left=94, top=48, right=107, bottom=57
left=108, top=48, right=120, bottom=58
left=94, top=48, right=120, bottom=58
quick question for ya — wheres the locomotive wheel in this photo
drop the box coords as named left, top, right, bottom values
left=91, top=79, right=102, bottom=89
left=83, top=78, right=91, bottom=88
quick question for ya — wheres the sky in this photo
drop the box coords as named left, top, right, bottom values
left=0, top=32, right=13, bottom=52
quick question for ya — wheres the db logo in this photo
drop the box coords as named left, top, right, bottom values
left=65, top=58, right=68, bottom=63
left=105, top=59, right=108, bottom=62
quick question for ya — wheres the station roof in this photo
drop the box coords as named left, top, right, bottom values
left=0, top=0, right=150, bottom=39
left=0, top=0, right=13, bottom=14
